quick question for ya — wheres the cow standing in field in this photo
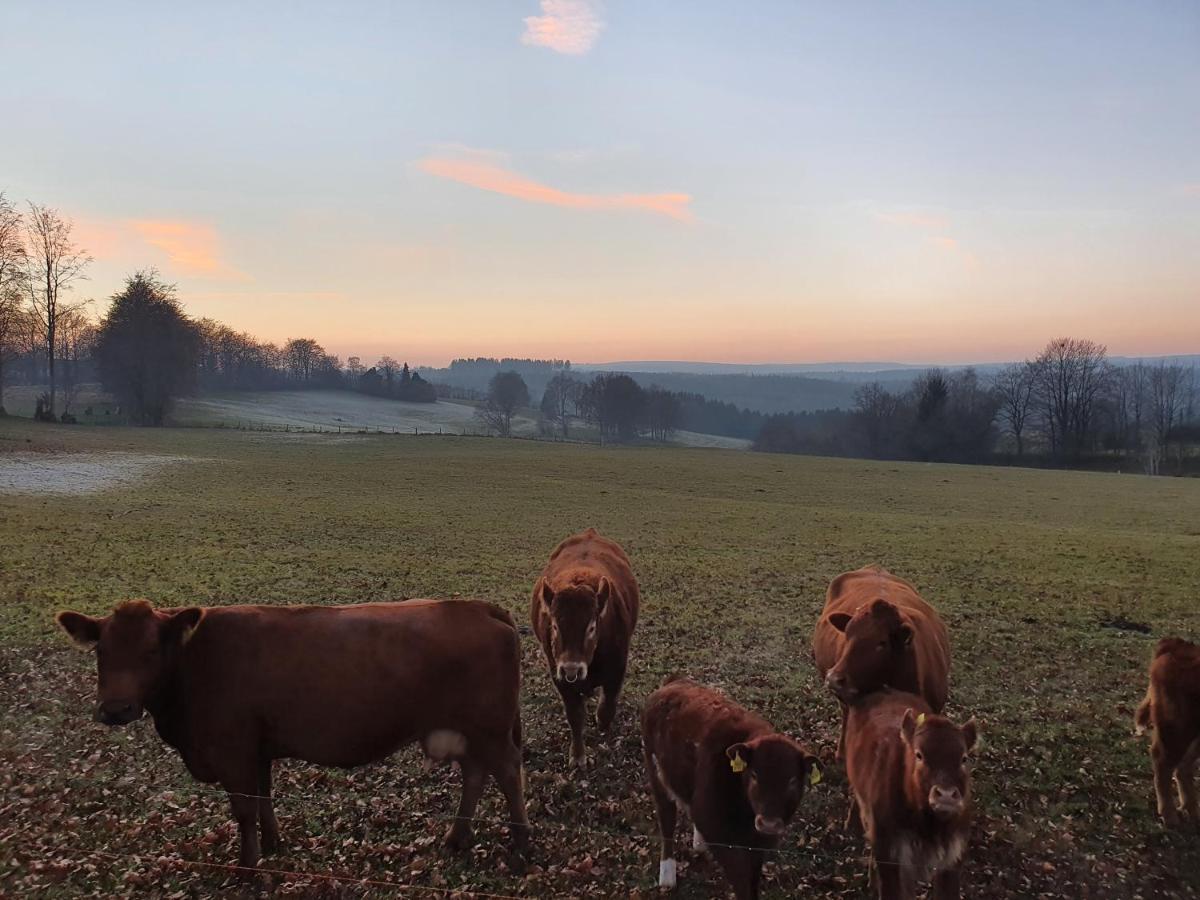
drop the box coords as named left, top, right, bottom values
left=812, top=566, right=950, bottom=759
left=641, top=677, right=822, bottom=900
left=845, top=688, right=978, bottom=900
left=1135, top=637, right=1200, bottom=826
left=56, top=598, right=529, bottom=873
left=530, top=528, right=639, bottom=769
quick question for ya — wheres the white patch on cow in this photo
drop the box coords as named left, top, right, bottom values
left=692, top=825, right=706, bottom=851
left=651, top=754, right=690, bottom=815
left=891, top=831, right=967, bottom=882
left=658, top=858, right=677, bottom=888
left=424, top=729, right=468, bottom=760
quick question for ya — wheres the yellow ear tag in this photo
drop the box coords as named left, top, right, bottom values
left=916, top=713, right=926, bottom=727
left=809, top=766, right=822, bottom=786
left=730, top=752, right=747, bottom=773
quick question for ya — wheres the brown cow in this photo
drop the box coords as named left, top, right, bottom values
left=530, top=528, right=639, bottom=768
left=641, top=677, right=822, bottom=900
left=812, top=566, right=950, bottom=758
left=56, top=598, right=528, bottom=873
left=845, top=688, right=978, bottom=900
left=1134, top=637, right=1200, bottom=826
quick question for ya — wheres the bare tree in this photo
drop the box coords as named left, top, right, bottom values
left=284, top=338, right=322, bottom=381
left=0, top=195, right=25, bottom=414
left=55, top=306, right=97, bottom=417
left=476, top=370, right=529, bottom=436
left=540, top=372, right=580, bottom=438
left=23, top=203, right=92, bottom=416
left=376, top=356, right=400, bottom=390
left=1146, top=362, right=1193, bottom=473
left=993, top=362, right=1036, bottom=458
left=1031, top=337, right=1111, bottom=461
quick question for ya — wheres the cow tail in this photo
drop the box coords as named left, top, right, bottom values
left=1134, top=688, right=1153, bottom=736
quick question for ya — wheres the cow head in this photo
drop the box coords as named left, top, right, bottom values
left=824, top=598, right=914, bottom=702
left=725, top=735, right=822, bottom=837
left=56, top=600, right=204, bottom=726
left=538, top=578, right=610, bottom=683
left=900, top=708, right=978, bottom=821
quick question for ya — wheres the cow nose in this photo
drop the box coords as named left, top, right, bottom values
left=753, top=815, right=786, bottom=837
left=96, top=701, right=140, bottom=726
left=825, top=671, right=850, bottom=698
left=557, top=662, right=587, bottom=683
left=930, top=785, right=963, bottom=811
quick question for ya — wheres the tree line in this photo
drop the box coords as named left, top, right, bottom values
left=0, top=194, right=437, bottom=423
left=755, top=338, right=1199, bottom=475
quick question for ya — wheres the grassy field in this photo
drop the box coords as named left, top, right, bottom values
left=1, top=418, right=1198, bottom=898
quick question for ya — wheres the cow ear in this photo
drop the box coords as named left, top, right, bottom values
left=538, top=580, right=554, bottom=609
left=960, top=718, right=979, bottom=752
left=596, top=577, right=612, bottom=615
left=828, top=612, right=851, bottom=633
left=57, top=611, right=102, bottom=648
left=900, top=708, right=918, bottom=745
left=894, top=622, right=914, bottom=646
left=162, top=607, right=205, bottom=646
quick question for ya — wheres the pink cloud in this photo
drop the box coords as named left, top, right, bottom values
left=1181, top=183, right=1200, bottom=197
left=129, top=219, right=246, bottom=279
left=522, top=0, right=604, bottom=55
left=418, top=156, right=692, bottom=222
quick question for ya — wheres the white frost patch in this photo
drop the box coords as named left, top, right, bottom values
left=0, top=452, right=192, bottom=495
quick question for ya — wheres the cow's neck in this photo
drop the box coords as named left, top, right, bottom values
left=145, top=659, right=188, bottom=750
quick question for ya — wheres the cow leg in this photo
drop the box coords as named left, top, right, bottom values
left=597, top=662, right=627, bottom=733
left=444, top=759, right=487, bottom=850
left=645, top=751, right=677, bottom=888
left=1176, top=738, right=1200, bottom=821
left=709, top=845, right=760, bottom=900
left=224, top=780, right=261, bottom=873
left=873, top=854, right=904, bottom=900
left=490, top=741, right=530, bottom=853
left=844, top=790, right=864, bottom=835
left=836, top=700, right=848, bottom=761
left=559, top=688, right=588, bottom=769
left=933, top=864, right=962, bottom=899
left=257, top=757, right=280, bottom=856
left=1152, top=735, right=1184, bottom=826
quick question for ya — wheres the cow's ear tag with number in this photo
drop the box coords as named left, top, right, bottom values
left=808, top=766, right=822, bottom=786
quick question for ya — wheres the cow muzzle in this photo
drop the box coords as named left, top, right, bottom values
left=824, top=671, right=857, bottom=702
left=753, top=815, right=786, bottom=837
left=96, top=700, right=142, bottom=727
left=929, top=785, right=964, bottom=818
left=556, top=661, right=588, bottom=683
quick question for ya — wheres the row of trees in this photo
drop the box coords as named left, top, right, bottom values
left=475, top=370, right=687, bottom=442
left=756, top=338, right=1198, bottom=474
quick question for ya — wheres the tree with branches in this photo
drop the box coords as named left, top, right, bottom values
left=993, top=362, right=1037, bottom=458
left=23, top=203, right=92, bottom=417
left=476, top=370, right=530, bottom=436
left=540, top=372, right=581, bottom=438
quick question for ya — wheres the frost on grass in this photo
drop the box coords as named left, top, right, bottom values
left=0, top=452, right=192, bottom=495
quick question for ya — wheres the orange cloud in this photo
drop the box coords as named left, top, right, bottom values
left=418, top=157, right=692, bottom=222
left=130, top=219, right=245, bottom=279
left=1181, top=183, right=1200, bottom=197
left=522, top=0, right=603, bottom=55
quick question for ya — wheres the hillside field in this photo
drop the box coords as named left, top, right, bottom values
left=1, top=418, right=1198, bottom=898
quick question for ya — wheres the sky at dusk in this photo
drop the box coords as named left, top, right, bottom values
left=2, top=1, right=1198, bottom=366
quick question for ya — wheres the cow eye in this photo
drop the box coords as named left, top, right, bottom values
left=914, top=750, right=924, bottom=763
left=961, top=754, right=969, bottom=765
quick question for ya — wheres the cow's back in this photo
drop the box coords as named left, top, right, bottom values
left=177, top=599, right=521, bottom=769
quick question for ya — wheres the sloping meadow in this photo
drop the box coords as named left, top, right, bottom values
left=2, top=419, right=1198, bottom=897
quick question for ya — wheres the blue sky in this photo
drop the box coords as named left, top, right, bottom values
left=2, top=1, right=1197, bottom=364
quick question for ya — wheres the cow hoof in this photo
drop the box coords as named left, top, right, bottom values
left=570, top=753, right=588, bottom=771
left=658, top=858, right=677, bottom=889
left=443, top=825, right=473, bottom=851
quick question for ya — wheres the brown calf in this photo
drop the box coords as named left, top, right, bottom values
left=530, top=528, right=639, bottom=768
left=57, top=598, right=528, bottom=872
left=1134, top=637, right=1200, bottom=826
left=641, top=677, right=821, bottom=900
left=845, top=689, right=978, bottom=900
left=812, top=566, right=950, bottom=757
